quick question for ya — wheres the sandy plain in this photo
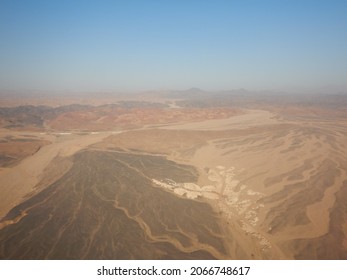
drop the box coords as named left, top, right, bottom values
left=0, top=130, right=115, bottom=220
left=0, top=94, right=346, bottom=259
left=97, top=107, right=347, bottom=259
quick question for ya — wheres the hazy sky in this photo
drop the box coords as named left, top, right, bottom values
left=0, top=0, right=346, bottom=92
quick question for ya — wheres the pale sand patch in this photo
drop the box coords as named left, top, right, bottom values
left=202, top=192, right=219, bottom=200
left=151, top=164, right=272, bottom=258
left=279, top=172, right=345, bottom=240
left=201, top=185, right=216, bottom=192
left=152, top=177, right=220, bottom=201
left=0, top=131, right=113, bottom=219
left=184, top=115, right=347, bottom=258
left=159, top=110, right=278, bottom=131
left=182, top=182, right=201, bottom=191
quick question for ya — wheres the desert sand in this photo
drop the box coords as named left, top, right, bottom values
left=0, top=93, right=346, bottom=259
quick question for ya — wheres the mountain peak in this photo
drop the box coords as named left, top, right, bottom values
left=185, top=87, right=205, bottom=93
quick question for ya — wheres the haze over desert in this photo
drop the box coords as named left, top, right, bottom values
left=1, top=0, right=347, bottom=266
left=0, top=90, right=346, bottom=259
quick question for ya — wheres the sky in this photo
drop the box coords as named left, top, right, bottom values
left=0, top=0, right=346, bottom=92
